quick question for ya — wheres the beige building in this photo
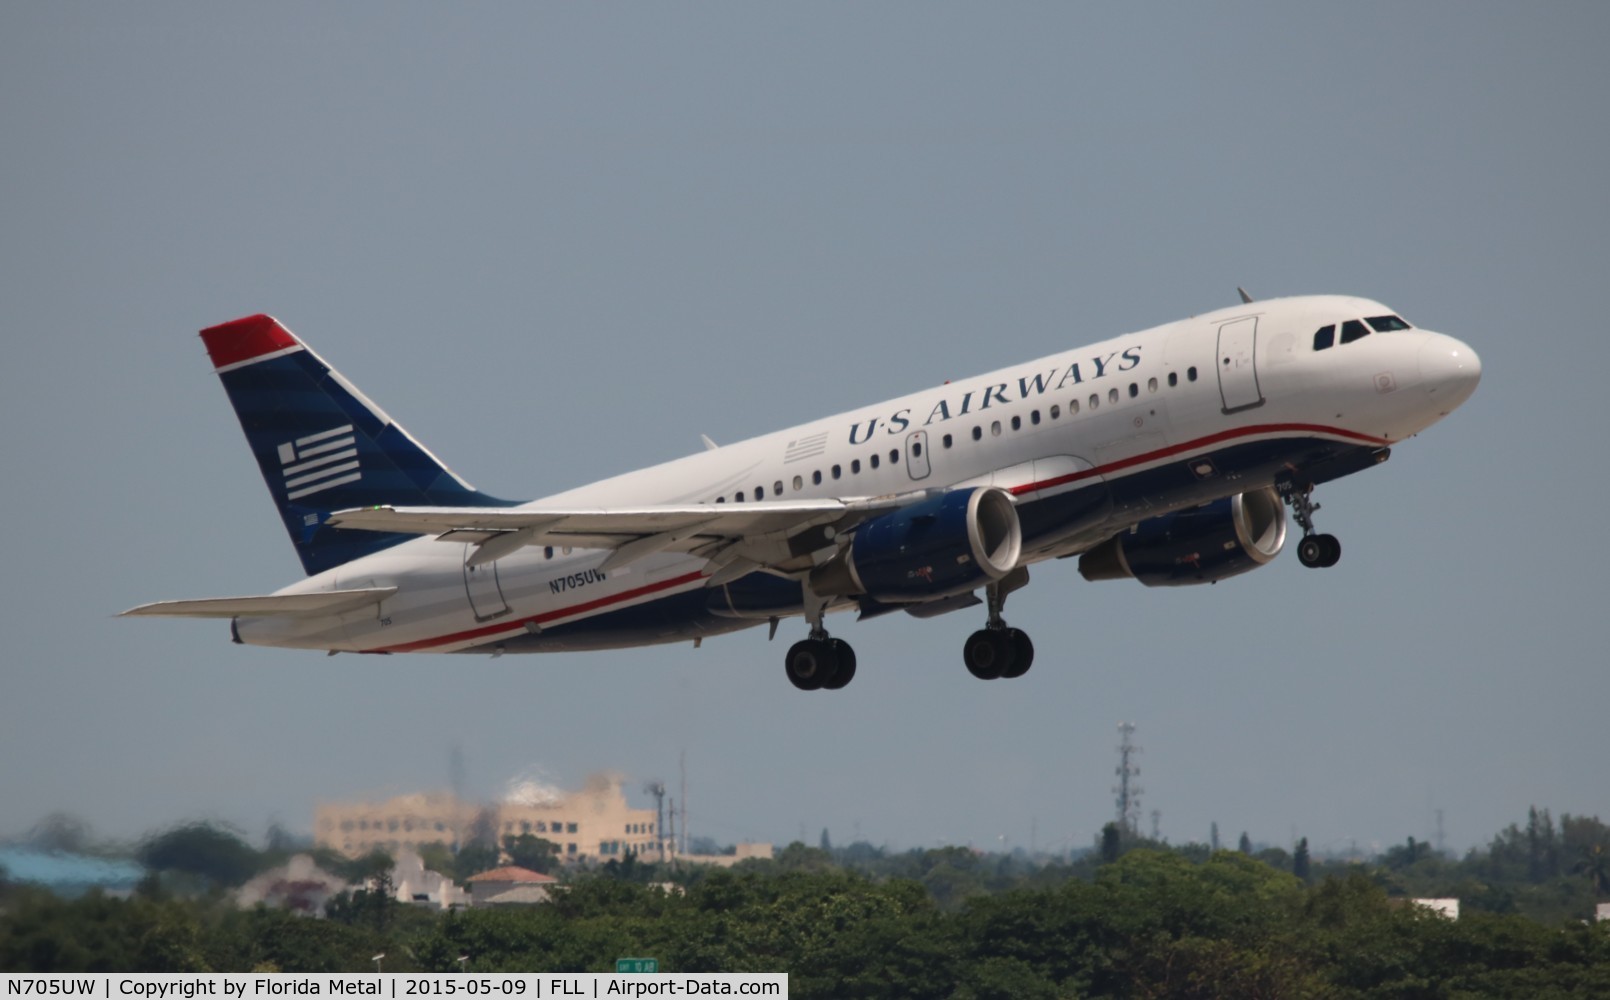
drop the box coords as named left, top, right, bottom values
left=315, top=773, right=662, bottom=864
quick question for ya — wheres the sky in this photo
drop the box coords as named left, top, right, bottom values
left=2, top=3, right=1606, bottom=861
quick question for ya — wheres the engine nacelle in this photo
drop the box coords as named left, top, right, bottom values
left=1078, top=487, right=1287, bottom=587
left=811, top=487, right=1022, bottom=602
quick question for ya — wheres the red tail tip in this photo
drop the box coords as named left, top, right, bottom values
left=200, top=314, right=299, bottom=370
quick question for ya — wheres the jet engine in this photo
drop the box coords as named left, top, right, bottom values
left=810, top=487, right=1022, bottom=602
left=1078, top=487, right=1287, bottom=587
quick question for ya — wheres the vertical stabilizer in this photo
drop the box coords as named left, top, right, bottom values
left=200, top=314, right=519, bottom=575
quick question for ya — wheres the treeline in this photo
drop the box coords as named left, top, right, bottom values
left=1, top=808, right=1606, bottom=996
left=4, top=851, right=1609, bottom=996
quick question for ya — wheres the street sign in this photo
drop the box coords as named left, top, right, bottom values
left=615, top=958, right=659, bottom=974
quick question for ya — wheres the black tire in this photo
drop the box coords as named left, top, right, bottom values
left=1297, top=535, right=1326, bottom=568
left=785, top=638, right=839, bottom=691
left=1001, top=628, right=1034, bottom=679
left=822, top=638, right=857, bottom=690
left=1318, top=534, right=1342, bottom=567
left=964, top=629, right=1010, bottom=680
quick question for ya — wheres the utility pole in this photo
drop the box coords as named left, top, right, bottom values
left=644, top=781, right=667, bottom=862
left=1113, top=722, right=1143, bottom=836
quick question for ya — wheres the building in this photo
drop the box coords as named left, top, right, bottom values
left=390, top=848, right=469, bottom=910
left=682, top=843, right=776, bottom=868
left=315, top=772, right=661, bottom=864
left=234, top=854, right=347, bottom=914
left=465, top=865, right=559, bottom=907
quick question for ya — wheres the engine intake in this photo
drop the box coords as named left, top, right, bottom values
left=1078, top=488, right=1286, bottom=587
left=811, top=487, right=1022, bottom=602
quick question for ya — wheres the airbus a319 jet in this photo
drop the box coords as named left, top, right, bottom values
left=125, top=293, right=1480, bottom=690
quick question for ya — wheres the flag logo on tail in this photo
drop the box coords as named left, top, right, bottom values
left=278, top=425, right=360, bottom=500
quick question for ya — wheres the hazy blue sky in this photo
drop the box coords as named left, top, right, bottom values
left=3, top=3, right=1606, bottom=859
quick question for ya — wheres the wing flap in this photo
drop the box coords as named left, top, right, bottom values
left=120, top=587, right=398, bottom=619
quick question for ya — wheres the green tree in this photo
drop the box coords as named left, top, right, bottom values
left=138, top=823, right=262, bottom=888
left=502, top=834, right=559, bottom=874
left=1293, top=837, right=1311, bottom=883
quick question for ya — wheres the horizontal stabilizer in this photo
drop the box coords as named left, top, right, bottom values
left=120, top=588, right=398, bottom=619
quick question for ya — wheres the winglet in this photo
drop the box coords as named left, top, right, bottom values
left=1237, top=287, right=1254, bottom=304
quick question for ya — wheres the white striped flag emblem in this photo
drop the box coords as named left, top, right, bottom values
left=277, top=425, right=361, bottom=500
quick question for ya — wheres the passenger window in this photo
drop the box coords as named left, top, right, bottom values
left=1089, top=394, right=1099, bottom=410
left=1313, top=324, right=1335, bottom=350
left=1366, top=314, right=1411, bottom=332
left=792, top=475, right=803, bottom=491
left=943, top=433, right=953, bottom=448
left=912, top=441, right=923, bottom=458
left=870, top=453, right=880, bottom=469
left=1147, top=377, right=1158, bottom=393
left=544, top=547, right=553, bottom=559
left=831, top=464, right=842, bottom=480
left=1031, top=410, right=1041, bottom=425
left=1128, top=383, right=1139, bottom=399
left=1011, top=415, right=1021, bottom=431
left=734, top=493, right=744, bottom=503
left=990, top=420, right=1002, bottom=437
left=773, top=481, right=783, bottom=496
left=812, top=470, right=822, bottom=485
left=1188, top=367, right=1198, bottom=381
left=972, top=426, right=982, bottom=441
left=890, top=449, right=899, bottom=464
left=715, top=496, right=724, bottom=504
left=851, top=459, right=861, bottom=474
left=1340, top=319, right=1370, bottom=344
left=1069, top=398, right=1080, bottom=414
left=1050, top=404, right=1060, bottom=419
left=1168, top=372, right=1178, bottom=387
left=1108, top=387, right=1119, bottom=404
left=753, top=487, right=763, bottom=501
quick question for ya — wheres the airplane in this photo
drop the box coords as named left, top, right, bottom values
left=123, top=293, right=1480, bottom=690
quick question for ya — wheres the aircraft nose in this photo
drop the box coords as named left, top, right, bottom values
left=1417, top=333, right=1482, bottom=413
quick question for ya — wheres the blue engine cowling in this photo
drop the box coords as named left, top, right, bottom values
left=809, top=487, right=1022, bottom=602
left=1077, top=488, right=1287, bottom=587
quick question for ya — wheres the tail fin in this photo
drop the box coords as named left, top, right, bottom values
left=201, top=314, right=520, bottom=575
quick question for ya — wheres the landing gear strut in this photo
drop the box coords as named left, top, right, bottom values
left=1284, top=485, right=1341, bottom=568
left=963, top=570, right=1034, bottom=680
left=784, top=594, right=857, bottom=691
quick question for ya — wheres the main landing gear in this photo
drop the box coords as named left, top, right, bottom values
left=962, top=571, right=1034, bottom=681
left=784, top=596, right=857, bottom=691
left=1285, top=485, right=1342, bottom=569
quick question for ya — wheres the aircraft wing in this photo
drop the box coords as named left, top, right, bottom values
left=120, top=588, right=399, bottom=618
left=326, top=498, right=907, bottom=579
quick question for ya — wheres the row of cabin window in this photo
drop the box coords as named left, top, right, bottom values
left=712, top=366, right=1201, bottom=504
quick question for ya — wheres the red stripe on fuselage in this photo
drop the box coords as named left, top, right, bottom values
left=200, top=315, right=299, bottom=370
left=1009, top=423, right=1389, bottom=496
left=373, top=570, right=708, bottom=653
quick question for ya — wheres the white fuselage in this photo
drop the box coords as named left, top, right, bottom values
left=236, top=295, right=1479, bottom=654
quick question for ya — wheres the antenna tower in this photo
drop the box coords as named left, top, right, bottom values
left=644, top=780, right=667, bottom=861
left=1113, top=722, right=1143, bottom=835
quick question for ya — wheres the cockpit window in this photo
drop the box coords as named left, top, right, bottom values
left=1366, top=314, right=1412, bottom=332
left=1313, top=324, right=1335, bottom=351
left=1340, top=319, right=1371, bottom=344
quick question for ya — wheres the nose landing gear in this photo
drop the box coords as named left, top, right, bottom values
left=1285, top=486, right=1342, bottom=568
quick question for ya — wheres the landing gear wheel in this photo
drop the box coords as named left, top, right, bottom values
left=785, top=638, right=839, bottom=691
left=964, top=629, right=1012, bottom=680
left=1297, top=533, right=1342, bottom=569
left=1001, top=628, right=1034, bottom=679
left=822, top=638, right=857, bottom=690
